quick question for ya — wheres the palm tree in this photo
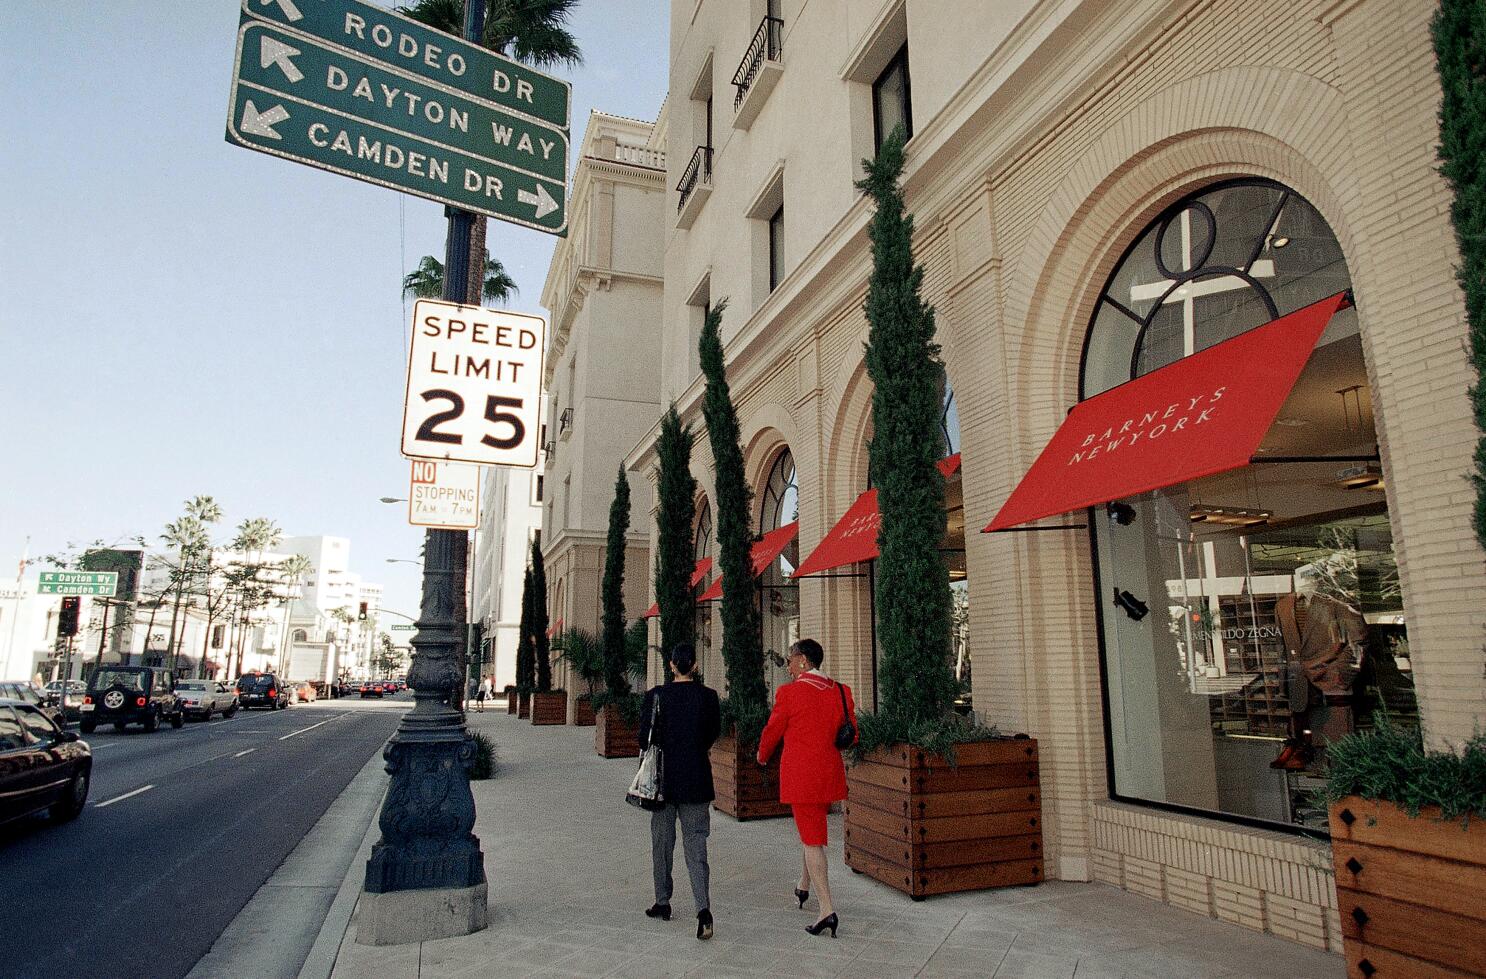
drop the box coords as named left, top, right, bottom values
left=402, top=254, right=518, bottom=304
left=398, top=0, right=581, bottom=304
left=227, top=518, right=283, bottom=676
left=162, top=495, right=220, bottom=669
left=273, top=553, right=313, bottom=680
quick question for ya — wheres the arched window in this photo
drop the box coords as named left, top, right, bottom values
left=758, top=449, right=799, bottom=690
left=291, top=629, right=308, bottom=643
left=1084, top=180, right=1412, bottom=833
left=693, top=498, right=713, bottom=663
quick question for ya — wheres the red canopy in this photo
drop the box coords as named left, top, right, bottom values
left=545, top=618, right=564, bottom=638
left=792, top=454, right=962, bottom=578
left=985, top=291, right=1348, bottom=532
left=695, top=522, right=800, bottom=602
left=641, top=558, right=713, bottom=618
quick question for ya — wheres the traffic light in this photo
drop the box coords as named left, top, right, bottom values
left=58, top=597, right=81, bottom=637
left=358, top=601, right=368, bottom=621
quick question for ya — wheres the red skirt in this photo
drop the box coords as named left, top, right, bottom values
left=791, top=803, right=829, bottom=846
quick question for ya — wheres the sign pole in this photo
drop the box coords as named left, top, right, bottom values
left=359, top=0, right=488, bottom=946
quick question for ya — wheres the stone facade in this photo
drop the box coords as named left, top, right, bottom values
left=616, top=0, right=1484, bottom=953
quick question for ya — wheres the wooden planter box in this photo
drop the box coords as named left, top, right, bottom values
left=595, top=705, right=639, bottom=758
left=844, top=738, right=1043, bottom=899
left=530, top=690, right=567, bottom=726
left=1330, top=796, right=1486, bottom=978
left=504, top=689, right=518, bottom=715
left=517, top=691, right=531, bottom=719
left=710, top=732, right=790, bottom=821
left=572, top=695, right=596, bottom=727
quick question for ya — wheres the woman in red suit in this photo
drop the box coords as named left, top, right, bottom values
left=757, top=638, right=856, bottom=938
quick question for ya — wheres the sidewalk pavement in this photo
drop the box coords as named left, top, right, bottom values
left=324, top=706, right=1343, bottom=979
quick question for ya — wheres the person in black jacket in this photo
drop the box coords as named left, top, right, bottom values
left=638, top=643, right=721, bottom=941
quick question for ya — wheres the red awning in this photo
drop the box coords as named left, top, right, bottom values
left=545, top=618, right=564, bottom=638
left=984, top=291, right=1349, bottom=532
left=641, top=558, right=713, bottom=618
left=695, top=522, right=800, bottom=602
left=792, top=454, right=962, bottom=578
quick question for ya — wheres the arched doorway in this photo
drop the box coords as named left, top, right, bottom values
left=1083, top=179, right=1415, bottom=831
left=693, top=497, right=714, bottom=675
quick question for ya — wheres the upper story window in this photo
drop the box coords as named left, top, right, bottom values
left=872, top=44, right=912, bottom=152
left=768, top=204, right=785, bottom=292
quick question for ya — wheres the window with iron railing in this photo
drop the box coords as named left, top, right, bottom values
left=677, top=145, right=713, bottom=214
left=558, top=406, right=574, bottom=438
left=732, top=15, right=783, bottom=109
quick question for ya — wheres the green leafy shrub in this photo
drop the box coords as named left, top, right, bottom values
left=720, top=696, right=771, bottom=752
left=591, top=688, right=643, bottom=725
left=468, top=730, right=497, bottom=780
left=1323, top=713, right=1486, bottom=824
left=554, top=627, right=604, bottom=697
left=848, top=709, right=1001, bottom=766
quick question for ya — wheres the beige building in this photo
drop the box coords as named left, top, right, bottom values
left=538, top=111, right=670, bottom=708
left=474, top=464, right=545, bottom=690
left=623, top=0, right=1486, bottom=955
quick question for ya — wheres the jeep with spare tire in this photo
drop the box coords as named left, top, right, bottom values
left=79, top=666, right=185, bottom=734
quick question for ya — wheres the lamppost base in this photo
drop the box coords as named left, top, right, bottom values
left=355, top=881, right=488, bottom=946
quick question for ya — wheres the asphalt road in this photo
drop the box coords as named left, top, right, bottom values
left=0, top=694, right=406, bottom=979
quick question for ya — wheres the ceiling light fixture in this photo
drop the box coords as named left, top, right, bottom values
left=1335, top=462, right=1384, bottom=490
left=1189, top=505, right=1272, bottom=526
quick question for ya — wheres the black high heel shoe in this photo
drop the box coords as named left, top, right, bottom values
left=804, top=912, right=838, bottom=938
left=794, top=887, right=809, bottom=909
left=644, top=903, right=671, bottom=921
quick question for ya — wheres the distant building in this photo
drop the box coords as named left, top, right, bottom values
left=473, top=464, right=544, bottom=690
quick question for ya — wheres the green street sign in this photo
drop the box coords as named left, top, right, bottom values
left=389, top=624, right=417, bottom=632
left=227, top=5, right=568, bottom=234
left=38, top=571, right=118, bottom=597
left=243, top=0, right=569, bottom=130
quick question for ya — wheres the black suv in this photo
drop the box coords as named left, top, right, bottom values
left=236, top=673, right=289, bottom=710
left=80, top=666, right=185, bottom=733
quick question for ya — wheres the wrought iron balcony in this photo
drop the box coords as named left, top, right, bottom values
left=543, top=439, right=556, bottom=460
left=558, top=406, right=574, bottom=439
left=733, top=16, right=783, bottom=110
left=676, top=146, right=713, bottom=228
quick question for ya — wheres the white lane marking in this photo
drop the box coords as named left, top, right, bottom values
left=233, top=748, right=257, bottom=758
left=88, top=743, right=118, bottom=750
left=278, top=715, right=343, bottom=740
left=94, top=784, right=154, bottom=808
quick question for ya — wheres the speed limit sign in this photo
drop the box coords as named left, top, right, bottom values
left=401, top=299, right=546, bottom=468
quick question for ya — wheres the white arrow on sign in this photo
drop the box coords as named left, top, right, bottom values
left=260, top=36, right=304, bottom=83
left=241, top=100, right=290, bottom=140
left=260, top=0, right=304, bottom=22
left=516, top=184, right=559, bottom=220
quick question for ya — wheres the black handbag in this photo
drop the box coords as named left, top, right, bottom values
left=833, top=682, right=855, bottom=750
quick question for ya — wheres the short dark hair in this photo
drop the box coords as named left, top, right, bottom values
left=793, top=638, right=824, bottom=668
left=669, top=643, right=697, bottom=675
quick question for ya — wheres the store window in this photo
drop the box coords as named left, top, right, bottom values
left=1083, top=179, right=1414, bottom=831
left=758, top=449, right=800, bottom=691
left=694, top=498, right=713, bottom=668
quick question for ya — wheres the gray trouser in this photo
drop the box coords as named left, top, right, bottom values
left=651, top=802, right=711, bottom=912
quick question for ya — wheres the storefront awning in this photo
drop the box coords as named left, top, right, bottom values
left=984, top=291, right=1349, bottom=532
left=641, top=558, right=713, bottom=618
left=545, top=618, right=564, bottom=639
left=695, top=522, right=800, bottom=602
left=792, top=454, right=962, bottom=578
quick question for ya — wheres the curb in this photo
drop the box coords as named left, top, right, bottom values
left=296, top=771, right=385, bottom=979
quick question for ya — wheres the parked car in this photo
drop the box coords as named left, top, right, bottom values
left=288, top=681, right=316, bottom=704
left=79, top=667, right=184, bottom=733
left=43, top=680, right=87, bottom=721
left=177, top=680, right=238, bottom=721
left=0, top=699, right=91, bottom=827
left=236, top=673, right=289, bottom=710
left=360, top=681, right=385, bottom=698
left=0, top=681, right=64, bottom=726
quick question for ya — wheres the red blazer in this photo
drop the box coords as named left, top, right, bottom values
left=756, top=672, right=857, bottom=805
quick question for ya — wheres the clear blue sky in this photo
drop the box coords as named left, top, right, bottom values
left=0, top=1, right=668, bottom=620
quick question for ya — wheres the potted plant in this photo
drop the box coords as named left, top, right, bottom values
left=504, top=684, right=518, bottom=716
left=554, top=626, right=603, bottom=726
left=593, top=622, right=648, bottom=758
left=1325, top=715, right=1486, bottom=976
left=841, top=130, right=1042, bottom=898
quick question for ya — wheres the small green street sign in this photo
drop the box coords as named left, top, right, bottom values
left=389, top=624, right=417, bottom=632
left=38, top=571, right=118, bottom=597
left=227, top=4, right=568, bottom=234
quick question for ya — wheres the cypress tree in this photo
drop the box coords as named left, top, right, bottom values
left=699, top=301, right=768, bottom=739
left=601, top=467, right=632, bottom=697
left=655, top=405, right=697, bottom=660
left=515, top=563, right=535, bottom=692
left=531, top=539, right=551, bottom=692
left=858, top=128, right=957, bottom=728
left=1433, top=0, right=1486, bottom=550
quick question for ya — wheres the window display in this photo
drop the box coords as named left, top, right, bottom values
left=758, top=450, right=799, bottom=691
left=1084, top=180, right=1415, bottom=831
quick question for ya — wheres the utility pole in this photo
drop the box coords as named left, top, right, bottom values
left=360, top=0, right=488, bottom=944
